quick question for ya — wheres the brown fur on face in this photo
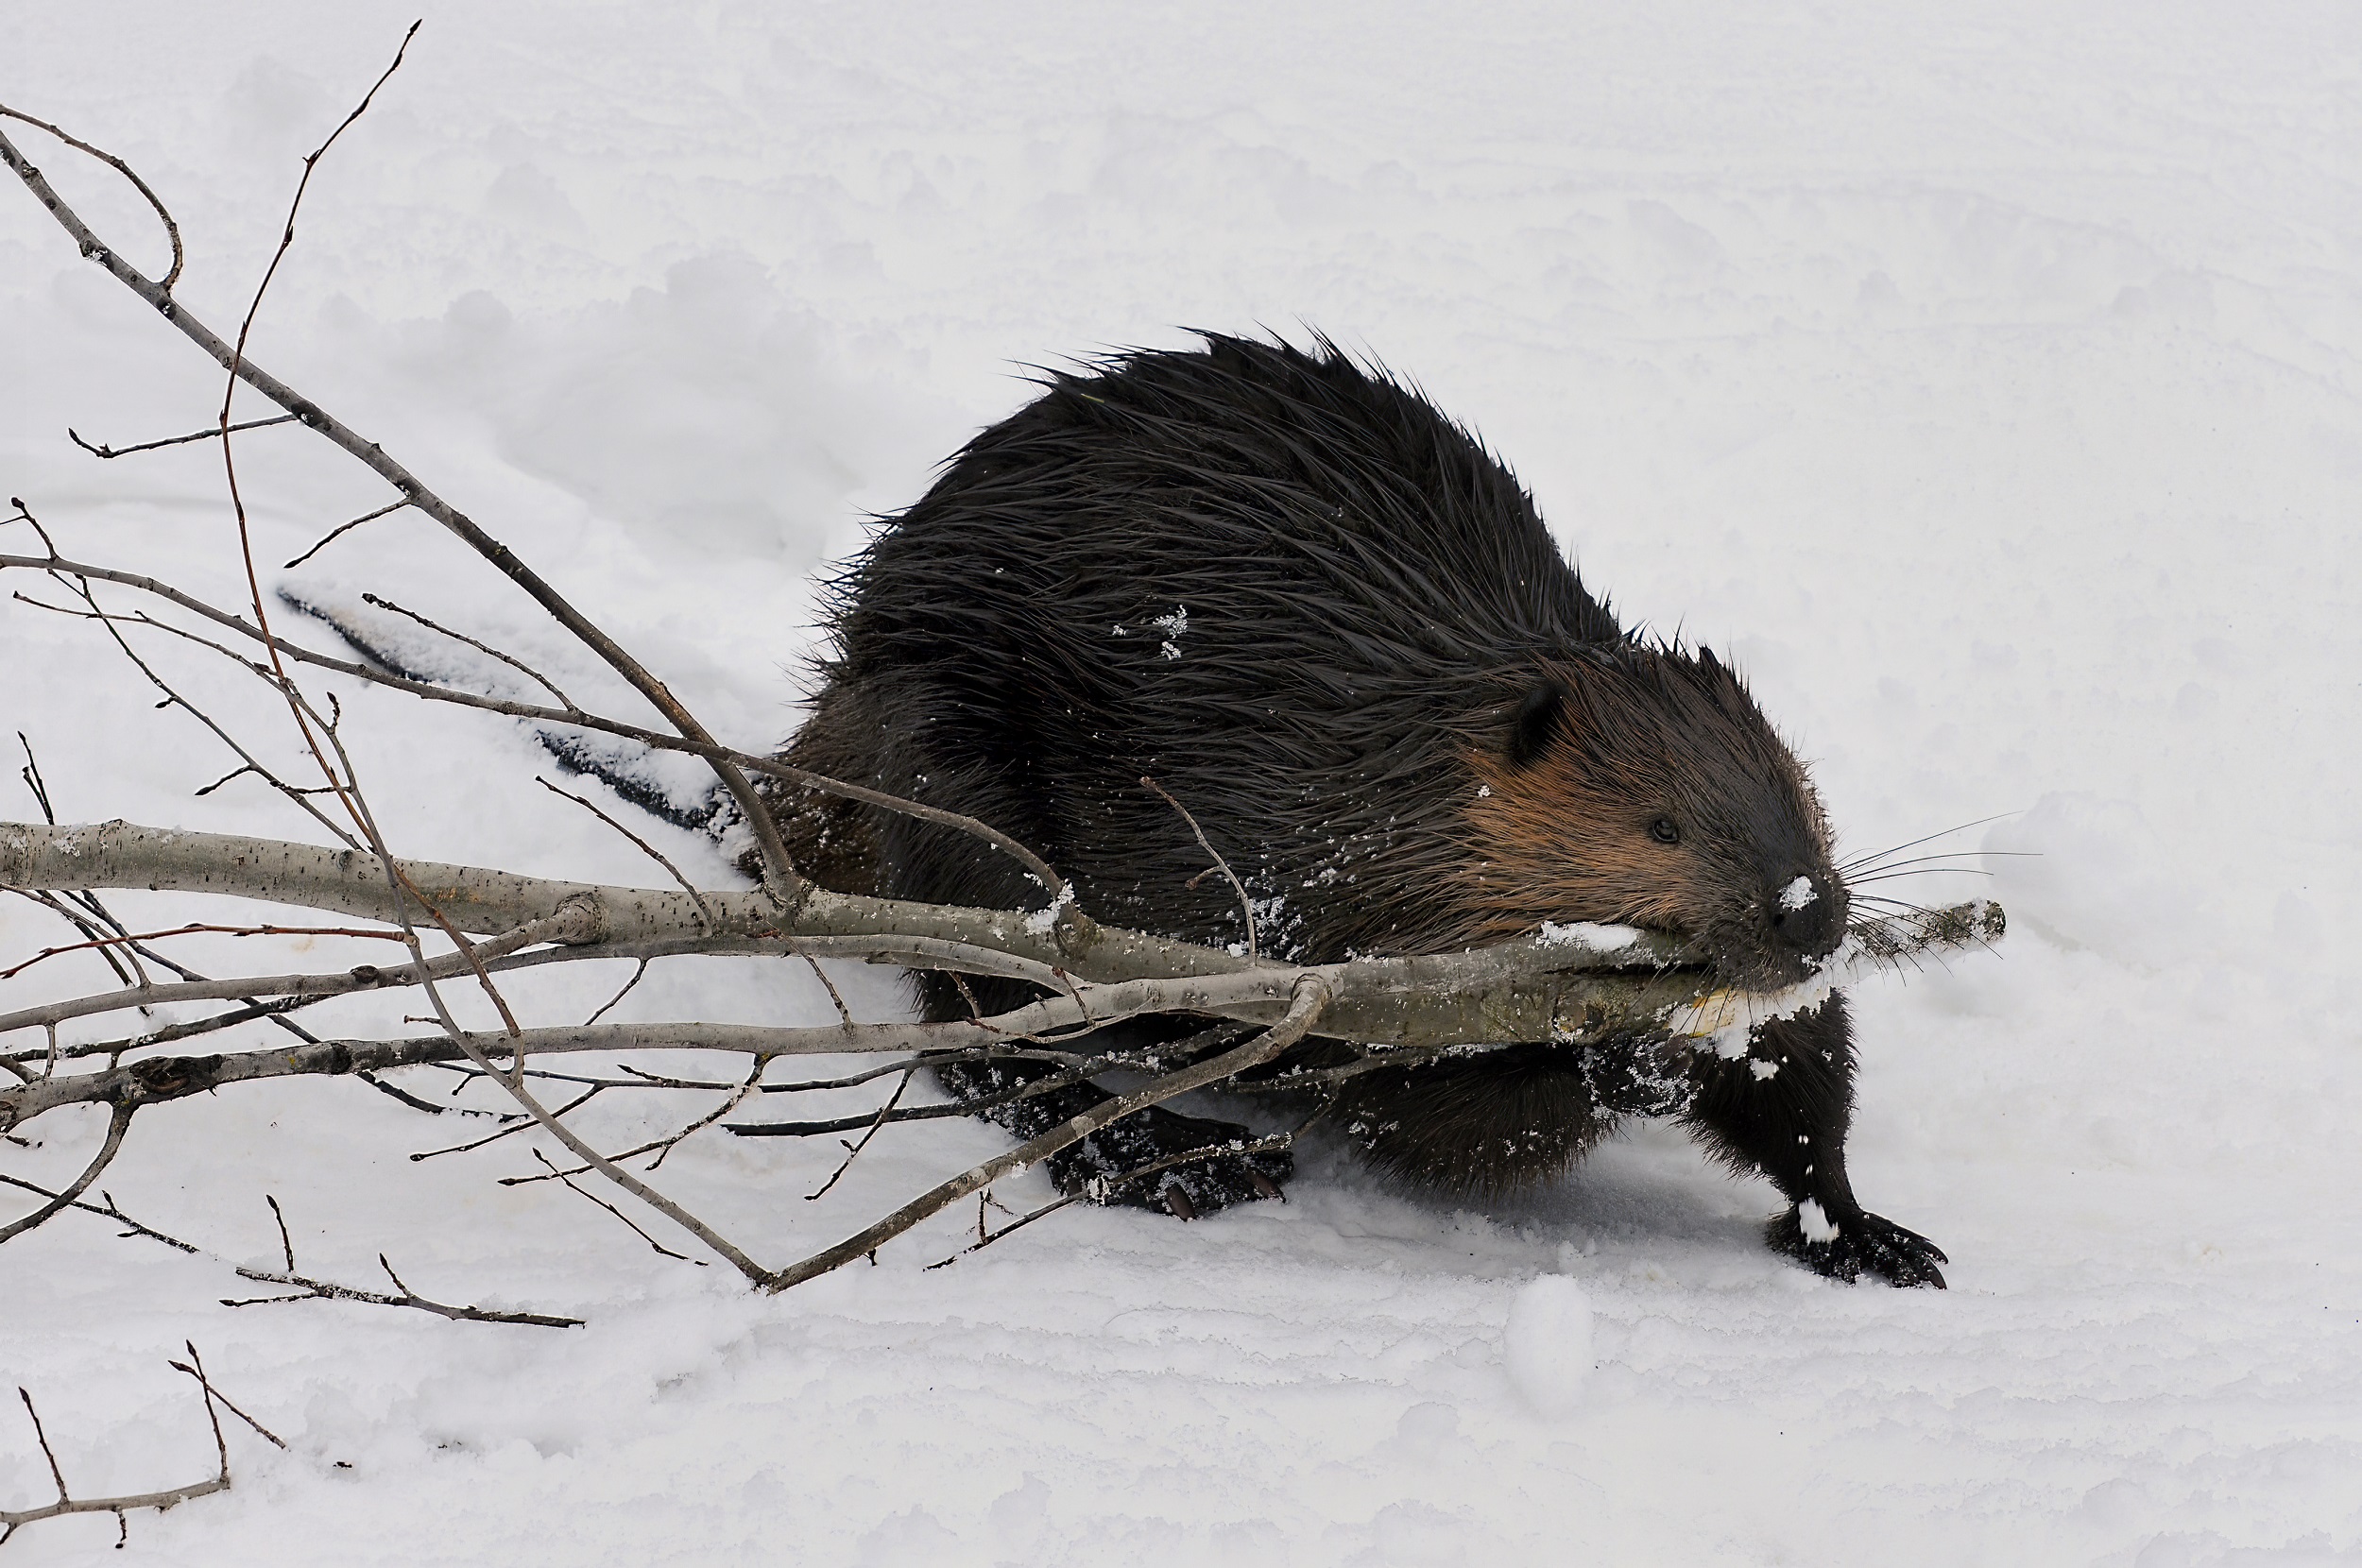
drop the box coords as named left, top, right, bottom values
left=1449, top=646, right=1846, bottom=990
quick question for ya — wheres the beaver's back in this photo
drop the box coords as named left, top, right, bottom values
left=797, top=335, right=1624, bottom=961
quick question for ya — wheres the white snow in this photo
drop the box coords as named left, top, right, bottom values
left=3, top=3, right=2359, bottom=1564
left=1535, top=919, right=1641, bottom=952
left=1500, top=1274, right=1595, bottom=1418
left=1020, top=882, right=1075, bottom=938
left=1154, top=606, right=1187, bottom=660
left=1778, top=875, right=1815, bottom=912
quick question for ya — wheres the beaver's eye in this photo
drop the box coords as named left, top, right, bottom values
left=1649, top=817, right=1681, bottom=846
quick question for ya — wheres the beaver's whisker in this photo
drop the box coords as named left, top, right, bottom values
left=1847, top=934, right=1901, bottom=980
left=1835, top=812, right=2020, bottom=874
left=1843, top=850, right=2038, bottom=878
left=1851, top=895, right=1939, bottom=916
left=1850, top=868, right=1996, bottom=886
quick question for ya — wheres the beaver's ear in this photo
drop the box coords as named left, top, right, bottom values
left=1504, top=679, right=1567, bottom=770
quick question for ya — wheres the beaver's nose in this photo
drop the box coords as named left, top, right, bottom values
left=1768, top=870, right=1845, bottom=960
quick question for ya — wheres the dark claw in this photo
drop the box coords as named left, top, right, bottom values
left=1766, top=1204, right=1947, bottom=1288
left=1045, top=1104, right=1293, bottom=1219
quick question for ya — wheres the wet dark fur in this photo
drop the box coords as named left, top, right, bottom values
left=766, top=334, right=1944, bottom=1287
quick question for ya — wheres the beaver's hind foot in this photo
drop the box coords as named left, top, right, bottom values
left=1767, top=1203, right=1947, bottom=1288
left=1048, top=1106, right=1292, bottom=1219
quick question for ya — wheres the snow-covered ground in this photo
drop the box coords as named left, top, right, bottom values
left=4, top=3, right=2357, bottom=1562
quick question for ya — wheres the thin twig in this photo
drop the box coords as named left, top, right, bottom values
left=282, top=498, right=409, bottom=570
left=804, top=1068, right=913, bottom=1201
left=21, top=549, right=364, bottom=847
left=765, top=975, right=1331, bottom=1290
left=0, top=103, right=183, bottom=288
left=643, top=1057, right=768, bottom=1172
left=6, top=63, right=815, bottom=905
left=537, top=776, right=713, bottom=928
left=210, top=25, right=426, bottom=903
left=0, top=1102, right=132, bottom=1245
left=263, top=1193, right=295, bottom=1270
left=0, top=1176, right=575, bottom=1326
left=800, top=953, right=856, bottom=1029
left=924, top=1192, right=1086, bottom=1268
left=582, top=958, right=649, bottom=1027
left=68, top=414, right=297, bottom=459
left=0, top=1374, right=229, bottom=1546
left=372, top=594, right=582, bottom=712
left=409, top=1084, right=598, bottom=1162
left=525, top=1149, right=700, bottom=1266
left=15, top=732, right=54, bottom=824
left=1143, top=774, right=1256, bottom=960
left=359, top=1069, right=504, bottom=1116
left=0, top=1179, right=197, bottom=1252
left=7, top=885, right=141, bottom=992
left=498, top=1058, right=777, bottom=1185
left=729, top=1061, right=1100, bottom=1139
left=0, top=920, right=406, bottom=981
left=170, top=1344, right=285, bottom=1450
left=0, top=553, right=1070, bottom=904
left=0, top=903, right=597, bottom=1052
left=218, top=1192, right=585, bottom=1323
left=216, top=1266, right=583, bottom=1326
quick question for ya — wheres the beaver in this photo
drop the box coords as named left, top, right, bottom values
left=766, top=333, right=1946, bottom=1288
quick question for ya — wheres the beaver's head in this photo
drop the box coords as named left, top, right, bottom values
left=1457, top=645, right=1846, bottom=990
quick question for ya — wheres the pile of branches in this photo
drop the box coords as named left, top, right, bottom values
left=0, top=40, right=2004, bottom=1541
left=0, top=32, right=2000, bottom=1327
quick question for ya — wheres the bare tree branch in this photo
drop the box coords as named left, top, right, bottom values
left=0, top=103, right=183, bottom=288
left=0, top=901, right=598, bottom=1052
left=0, top=551, right=1071, bottom=900
left=522, top=1149, right=699, bottom=1266
left=536, top=776, right=712, bottom=929
left=0, top=93, right=814, bottom=908
left=0, top=1372, right=229, bottom=1547
left=374, top=594, right=582, bottom=713
left=68, top=414, right=297, bottom=459
left=2, top=930, right=1788, bottom=1136
left=168, top=1346, right=285, bottom=1450
left=11, top=535, right=367, bottom=848
left=0, top=1175, right=578, bottom=1327
left=1143, top=774, right=1257, bottom=960
left=765, top=975, right=1335, bottom=1289
left=214, top=1194, right=583, bottom=1326
left=0, top=817, right=1707, bottom=999
left=0, top=80, right=2013, bottom=1309
left=0, top=919, right=407, bottom=982
left=282, top=498, right=410, bottom=571
left=0, top=1103, right=132, bottom=1245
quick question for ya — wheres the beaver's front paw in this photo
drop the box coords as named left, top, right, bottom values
left=1047, top=1105, right=1291, bottom=1219
left=1767, top=1201, right=1947, bottom=1288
